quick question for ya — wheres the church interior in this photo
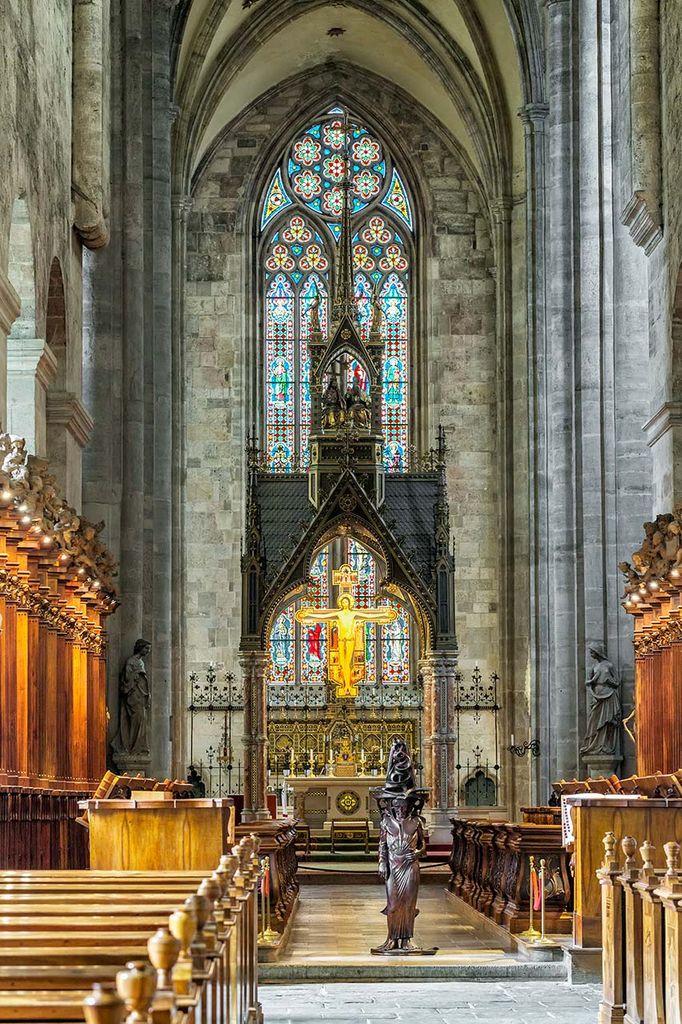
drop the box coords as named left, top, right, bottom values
left=1, top=0, right=682, bottom=1021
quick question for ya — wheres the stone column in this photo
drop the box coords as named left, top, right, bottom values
left=546, top=0, right=580, bottom=781
left=419, top=651, right=457, bottom=840
left=240, top=651, right=270, bottom=821
left=170, top=189, right=193, bottom=779
left=72, top=0, right=110, bottom=250
left=520, top=100, right=550, bottom=802
left=7, top=339, right=57, bottom=455
left=0, top=269, right=20, bottom=429
left=148, top=0, right=174, bottom=777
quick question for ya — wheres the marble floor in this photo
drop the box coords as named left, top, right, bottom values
left=261, top=982, right=602, bottom=1023
left=261, top=883, right=564, bottom=981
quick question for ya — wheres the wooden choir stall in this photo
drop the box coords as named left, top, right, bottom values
left=0, top=435, right=117, bottom=868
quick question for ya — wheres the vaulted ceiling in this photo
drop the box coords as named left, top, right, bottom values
left=172, top=0, right=543, bottom=198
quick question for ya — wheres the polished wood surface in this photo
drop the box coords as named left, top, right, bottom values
left=448, top=817, right=572, bottom=934
left=572, top=797, right=682, bottom=947
left=84, top=798, right=235, bottom=871
left=236, top=820, right=298, bottom=932
left=0, top=836, right=261, bottom=1023
left=0, top=514, right=112, bottom=791
left=627, top=584, right=682, bottom=775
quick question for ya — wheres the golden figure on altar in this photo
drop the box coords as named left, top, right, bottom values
left=295, top=563, right=398, bottom=698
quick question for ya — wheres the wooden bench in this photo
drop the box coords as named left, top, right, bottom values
left=330, top=819, right=370, bottom=854
left=0, top=835, right=262, bottom=1024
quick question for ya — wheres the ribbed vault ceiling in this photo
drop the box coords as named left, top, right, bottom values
left=173, top=0, right=540, bottom=196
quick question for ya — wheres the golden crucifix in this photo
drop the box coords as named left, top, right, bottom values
left=295, top=563, right=398, bottom=698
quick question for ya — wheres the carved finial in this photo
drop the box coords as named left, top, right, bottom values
left=640, top=839, right=656, bottom=879
left=664, top=840, right=682, bottom=892
left=621, top=836, right=638, bottom=876
left=115, top=961, right=156, bottom=1024
left=83, top=984, right=125, bottom=1024
left=147, top=929, right=180, bottom=993
left=602, top=831, right=618, bottom=869
left=168, top=907, right=196, bottom=962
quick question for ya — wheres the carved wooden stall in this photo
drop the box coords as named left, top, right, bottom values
left=0, top=436, right=117, bottom=867
left=448, top=818, right=572, bottom=934
left=621, top=505, right=682, bottom=774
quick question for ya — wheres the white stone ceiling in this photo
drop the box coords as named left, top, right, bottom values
left=174, top=0, right=535, bottom=196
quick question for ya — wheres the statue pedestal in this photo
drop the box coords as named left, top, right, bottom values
left=582, top=753, right=623, bottom=779
left=111, top=750, right=152, bottom=776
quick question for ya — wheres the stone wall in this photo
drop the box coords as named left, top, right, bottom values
left=0, top=0, right=84, bottom=494
left=183, top=70, right=504, bottom=781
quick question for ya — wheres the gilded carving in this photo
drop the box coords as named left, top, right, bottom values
left=620, top=505, right=682, bottom=605
left=0, top=433, right=118, bottom=602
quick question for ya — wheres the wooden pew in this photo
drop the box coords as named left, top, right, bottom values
left=0, top=835, right=262, bottom=1024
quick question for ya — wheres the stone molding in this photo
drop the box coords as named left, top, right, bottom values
left=519, top=102, right=550, bottom=128
left=0, top=267, right=20, bottom=337
left=621, top=191, right=663, bottom=256
left=7, top=338, right=58, bottom=390
left=642, top=401, right=682, bottom=448
left=46, top=391, right=95, bottom=450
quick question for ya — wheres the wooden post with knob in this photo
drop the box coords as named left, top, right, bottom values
left=618, top=836, right=644, bottom=1024
left=657, top=840, right=682, bottom=1024
left=596, top=832, right=625, bottom=1024
left=635, top=840, right=665, bottom=1024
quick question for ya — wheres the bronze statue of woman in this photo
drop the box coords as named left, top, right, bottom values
left=371, top=737, right=436, bottom=955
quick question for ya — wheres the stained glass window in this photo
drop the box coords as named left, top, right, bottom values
left=268, top=539, right=409, bottom=688
left=260, top=107, right=414, bottom=471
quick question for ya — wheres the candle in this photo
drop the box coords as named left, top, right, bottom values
left=379, top=746, right=384, bottom=762
left=511, top=733, right=515, bottom=748
left=309, top=748, right=313, bottom=767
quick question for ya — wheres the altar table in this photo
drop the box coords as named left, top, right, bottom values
left=285, top=773, right=381, bottom=831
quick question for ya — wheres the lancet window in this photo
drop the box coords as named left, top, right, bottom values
left=260, top=108, right=413, bottom=471
left=268, top=538, right=410, bottom=687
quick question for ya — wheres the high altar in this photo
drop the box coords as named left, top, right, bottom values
left=284, top=739, right=384, bottom=830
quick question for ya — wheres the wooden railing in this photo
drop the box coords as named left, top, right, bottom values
left=0, top=833, right=262, bottom=1024
left=448, top=817, right=573, bottom=933
left=598, top=830, right=682, bottom=1024
left=237, top=819, right=299, bottom=933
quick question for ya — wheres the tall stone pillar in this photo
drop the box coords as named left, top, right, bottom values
left=419, top=651, right=457, bottom=840
left=520, top=100, right=549, bottom=803
left=546, top=0, right=580, bottom=781
left=6, top=339, right=57, bottom=456
left=83, top=0, right=174, bottom=777
left=170, top=193, right=192, bottom=778
left=240, top=651, right=270, bottom=821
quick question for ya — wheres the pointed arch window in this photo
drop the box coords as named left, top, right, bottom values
left=260, top=108, right=413, bottom=472
left=268, top=538, right=410, bottom=688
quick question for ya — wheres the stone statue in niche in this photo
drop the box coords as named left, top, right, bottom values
left=370, top=737, right=436, bottom=956
left=113, top=639, right=152, bottom=759
left=321, top=373, right=344, bottom=429
left=580, top=643, right=622, bottom=772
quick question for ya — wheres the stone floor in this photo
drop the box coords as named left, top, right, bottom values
left=261, top=882, right=566, bottom=981
left=261, top=982, right=602, bottom=1023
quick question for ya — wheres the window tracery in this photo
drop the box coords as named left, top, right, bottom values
left=260, top=108, right=413, bottom=471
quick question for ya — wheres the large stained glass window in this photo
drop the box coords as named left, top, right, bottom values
left=260, top=108, right=413, bottom=471
left=268, top=539, right=410, bottom=687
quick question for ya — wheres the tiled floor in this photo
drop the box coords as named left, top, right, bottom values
left=261, top=882, right=565, bottom=980
left=266, top=883, right=516, bottom=971
left=261, top=981, right=601, bottom=1023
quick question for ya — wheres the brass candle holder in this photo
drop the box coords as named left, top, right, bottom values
left=258, top=854, right=279, bottom=944
left=532, top=859, right=559, bottom=948
left=519, top=855, right=541, bottom=940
